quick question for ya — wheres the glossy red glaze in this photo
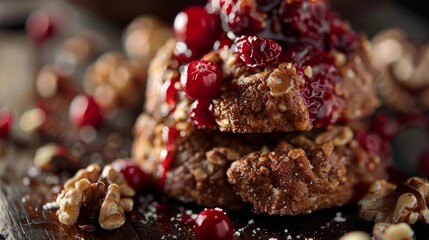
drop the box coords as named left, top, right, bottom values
left=158, top=127, right=181, bottom=190
left=161, top=76, right=180, bottom=114
left=189, top=99, right=216, bottom=129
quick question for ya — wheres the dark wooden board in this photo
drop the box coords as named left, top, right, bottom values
left=1, top=142, right=429, bottom=240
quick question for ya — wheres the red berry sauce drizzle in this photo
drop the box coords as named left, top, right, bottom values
left=157, top=126, right=181, bottom=191
left=161, top=76, right=180, bottom=114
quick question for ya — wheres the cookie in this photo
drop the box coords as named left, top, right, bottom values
left=132, top=113, right=385, bottom=214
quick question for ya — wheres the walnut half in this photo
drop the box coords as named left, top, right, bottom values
left=358, top=177, right=429, bottom=224
left=372, top=222, right=415, bottom=240
left=54, top=163, right=135, bottom=230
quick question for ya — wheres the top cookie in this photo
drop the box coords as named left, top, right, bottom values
left=144, top=0, right=379, bottom=133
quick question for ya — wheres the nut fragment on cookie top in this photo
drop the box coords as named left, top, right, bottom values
left=143, top=0, right=379, bottom=133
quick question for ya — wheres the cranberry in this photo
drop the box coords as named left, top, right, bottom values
left=112, top=160, right=149, bottom=192
left=181, top=60, right=223, bottom=100
left=220, top=0, right=265, bottom=35
left=26, top=10, right=57, bottom=44
left=161, top=76, right=179, bottom=114
left=174, top=6, right=221, bottom=51
left=213, top=38, right=233, bottom=52
left=418, top=150, right=429, bottom=177
left=277, top=0, right=329, bottom=44
left=189, top=99, right=216, bottom=129
left=235, top=35, right=282, bottom=67
left=174, top=42, right=204, bottom=66
left=327, top=13, right=358, bottom=53
left=194, top=208, right=234, bottom=240
left=0, top=110, right=12, bottom=139
left=69, top=95, right=103, bottom=127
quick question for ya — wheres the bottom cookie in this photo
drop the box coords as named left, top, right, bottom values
left=132, top=114, right=385, bottom=215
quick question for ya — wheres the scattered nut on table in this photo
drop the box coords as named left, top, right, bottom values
left=53, top=163, right=135, bottom=230
left=34, top=143, right=81, bottom=172
left=358, top=177, right=429, bottom=224
left=372, top=222, right=415, bottom=240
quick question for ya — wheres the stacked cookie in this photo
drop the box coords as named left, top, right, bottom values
left=132, top=0, right=385, bottom=215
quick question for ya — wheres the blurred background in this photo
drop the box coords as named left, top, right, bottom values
left=1, top=0, right=428, bottom=105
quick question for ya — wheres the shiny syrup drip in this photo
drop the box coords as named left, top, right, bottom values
left=189, top=99, right=216, bottom=129
left=161, top=77, right=179, bottom=114
left=158, top=126, right=180, bottom=190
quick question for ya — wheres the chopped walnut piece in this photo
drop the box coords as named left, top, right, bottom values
left=315, top=126, right=354, bottom=147
left=64, top=163, right=101, bottom=189
left=101, top=165, right=135, bottom=197
left=339, top=231, right=370, bottom=240
left=358, top=177, right=429, bottom=224
left=267, top=63, right=303, bottom=97
left=99, top=184, right=134, bottom=230
left=34, top=143, right=81, bottom=172
left=372, top=222, right=415, bottom=240
left=53, top=164, right=135, bottom=230
left=206, top=147, right=240, bottom=165
left=56, top=178, right=90, bottom=225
